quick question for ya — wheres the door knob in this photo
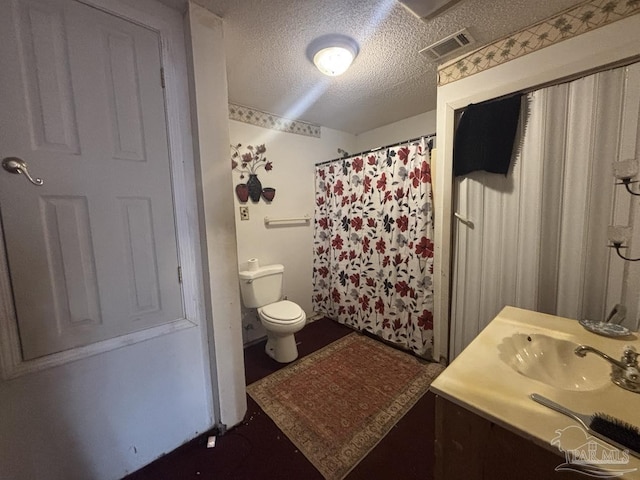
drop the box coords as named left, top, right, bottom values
left=2, top=157, right=43, bottom=186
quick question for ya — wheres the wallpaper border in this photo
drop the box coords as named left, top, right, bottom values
left=438, top=0, right=640, bottom=86
left=229, top=103, right=321, bottom=138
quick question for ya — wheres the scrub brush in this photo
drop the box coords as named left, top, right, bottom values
left=531, top=393, right=640, bottom=458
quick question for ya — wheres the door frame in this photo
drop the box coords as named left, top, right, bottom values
left=0, top=0, right=209, bottom=409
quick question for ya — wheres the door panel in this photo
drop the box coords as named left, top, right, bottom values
left=1, top=0, right=184, bottom=360
left=120, top=197, right=161, bottom=316
left=19, top=1, right=81, bottom=154
left=41, top=195, right=102, bottom=328
left=103, top=29, right=147, bottom=162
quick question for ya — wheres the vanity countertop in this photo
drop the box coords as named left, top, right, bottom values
left=430, top=306, right=640, bottom=477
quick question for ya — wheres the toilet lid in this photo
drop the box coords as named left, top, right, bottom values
left=260, top=300, right=303, bottom=321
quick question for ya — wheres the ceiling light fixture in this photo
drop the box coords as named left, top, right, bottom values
left=307, top=34, right=359, bottom=77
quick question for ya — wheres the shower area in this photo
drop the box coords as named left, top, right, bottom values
left=312, top=136, right=437, bottom=359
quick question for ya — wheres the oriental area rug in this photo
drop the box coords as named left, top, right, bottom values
left=246, top=332, right=444, bottom=480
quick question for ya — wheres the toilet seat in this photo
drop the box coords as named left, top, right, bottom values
left=259, top=300, right=304, bottom=324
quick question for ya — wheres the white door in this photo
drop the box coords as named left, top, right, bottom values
left=0, top=1, right=213, bottom=479
left=0, top=0, right=184, bottom=360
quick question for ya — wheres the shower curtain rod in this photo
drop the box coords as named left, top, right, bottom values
left=315, top=133, right=436, bottom=167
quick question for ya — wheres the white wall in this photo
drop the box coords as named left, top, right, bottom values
left=434, top=13, right=640, bottom=362
left=354, top=110, right=436, bottom=152
left=229, top=111, right=438, bottom=345
left=229, top=120, right=356, bottom=343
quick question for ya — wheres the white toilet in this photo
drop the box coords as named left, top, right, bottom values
left=239, top=263, right=306, bottom=363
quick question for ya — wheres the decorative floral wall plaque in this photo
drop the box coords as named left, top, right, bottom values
left=231, top=143, right=276, bottom=203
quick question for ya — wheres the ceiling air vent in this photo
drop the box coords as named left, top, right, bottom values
left=419, top=28, right=474, bottom=61
left=399, top=0, right=463, bottom=20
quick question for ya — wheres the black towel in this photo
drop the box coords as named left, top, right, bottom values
left=453, top=95, right=522, bottom=177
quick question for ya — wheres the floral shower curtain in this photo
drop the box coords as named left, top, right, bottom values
left=312, top=137, right=435, bottom=358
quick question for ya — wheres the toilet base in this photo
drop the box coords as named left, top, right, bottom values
left=265, top=332, right=299, bottom=363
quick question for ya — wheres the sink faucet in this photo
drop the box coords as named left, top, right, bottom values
left=574, top=345, right=640, bottom=394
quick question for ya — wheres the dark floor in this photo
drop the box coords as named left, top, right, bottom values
left=124, top=318, right=437, bottom=480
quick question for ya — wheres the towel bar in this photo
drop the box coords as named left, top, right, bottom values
left=264, top=214, right=311, bottom=225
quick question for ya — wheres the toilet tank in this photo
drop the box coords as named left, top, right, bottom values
left=238, top=264, right=284, bottom=308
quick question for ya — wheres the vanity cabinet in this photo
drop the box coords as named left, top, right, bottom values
left=429, top=307, right=640, bottom=478
left=432, top=393, right=585, bottom=480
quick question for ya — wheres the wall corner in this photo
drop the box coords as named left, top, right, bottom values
left=185, top=1, right=247, bottom=428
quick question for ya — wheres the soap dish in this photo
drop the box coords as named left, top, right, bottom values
left=579, top=319, right=631, bottom=337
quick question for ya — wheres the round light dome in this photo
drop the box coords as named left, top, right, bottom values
left=313, top=46, right=355, bottom=76
left=307, top=34, right=359, bottom=77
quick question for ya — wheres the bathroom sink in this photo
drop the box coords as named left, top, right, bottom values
left=498, top=333, right=610, bottom=391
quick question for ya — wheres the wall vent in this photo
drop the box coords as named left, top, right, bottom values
left=419, top=28, right=474, bottom=61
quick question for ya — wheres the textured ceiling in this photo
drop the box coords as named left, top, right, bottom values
left=161, top=0, right=584, bottom=134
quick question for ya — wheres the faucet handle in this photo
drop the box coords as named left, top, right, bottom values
left=622, top=345, right=639, bottom=366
